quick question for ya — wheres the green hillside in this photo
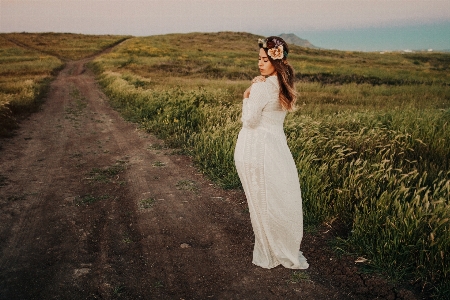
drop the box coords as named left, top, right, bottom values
left=0, top=31, right=448, bottom=297
left=0, top=33, right=129, bottom=136
left=90, top=32, right=449, bottom=298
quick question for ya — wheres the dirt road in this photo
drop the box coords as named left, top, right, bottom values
left=0, top=50, right=419, bottom=299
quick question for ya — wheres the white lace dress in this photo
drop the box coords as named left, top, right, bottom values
left=234, top=76, right=309, bottom=269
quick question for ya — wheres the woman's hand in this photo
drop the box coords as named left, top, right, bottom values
left=243, top=86, right=251, bottom=98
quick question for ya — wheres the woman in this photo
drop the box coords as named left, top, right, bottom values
left=234, top=36, right=309, bottom=269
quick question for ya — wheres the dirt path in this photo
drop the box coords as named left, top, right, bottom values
left=0, top=50, right=420, bottom=299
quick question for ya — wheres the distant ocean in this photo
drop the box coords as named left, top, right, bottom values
left=299, top=21, right=450, bottom=52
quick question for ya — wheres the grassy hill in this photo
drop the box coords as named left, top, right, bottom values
left=90, top=32, right=449, bottom=298
left=0, top=33, right=129, bottom=136
left=0, top=31, right=449, bottom=297
left=279, top=33, right=318, bottom=49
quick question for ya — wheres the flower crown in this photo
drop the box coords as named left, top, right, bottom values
left=258, top=37, right=288, bottom=60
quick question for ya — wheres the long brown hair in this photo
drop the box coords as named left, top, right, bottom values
left=259, top=36, right=297, bottom=111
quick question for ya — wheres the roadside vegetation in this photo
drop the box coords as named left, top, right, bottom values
left=0, top=33, right=129, bottom=136
left=90, top=32, right=449, bottom=298
left=0, top=31, right=448, bottom=298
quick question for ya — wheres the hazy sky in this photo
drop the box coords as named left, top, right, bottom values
left=1, top=0, right=450, bottom=51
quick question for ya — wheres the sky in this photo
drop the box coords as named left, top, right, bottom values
left=1, top=0, right=450, bottom=51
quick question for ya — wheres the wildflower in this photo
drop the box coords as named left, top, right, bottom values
left=268, top=45, right=284, bottom=60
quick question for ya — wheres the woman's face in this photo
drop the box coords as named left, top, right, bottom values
left=258, top=48, right=276, bottom=76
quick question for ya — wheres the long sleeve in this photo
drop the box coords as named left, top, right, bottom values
left=241, top=82, right=271, bottom=129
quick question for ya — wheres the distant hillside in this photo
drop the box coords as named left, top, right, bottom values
left=279, top=33, right=318, bottom=49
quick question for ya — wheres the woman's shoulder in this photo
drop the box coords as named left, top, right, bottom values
left=266, top=75, right=278, bottom=87
left=252, top=76, right=278, bottom=89
left=253, top=76, right=278, bottom=94
left=249, top=77, right=278, bottom=102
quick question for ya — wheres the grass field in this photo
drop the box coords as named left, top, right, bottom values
left=0, top=31, right=448, bottom=297
left=0, top=33, right=129, bottom=136
left=90, top=32, right=449, bottom=297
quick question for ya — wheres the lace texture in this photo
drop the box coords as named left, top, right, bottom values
left=234, top=76, right=309, bottom=269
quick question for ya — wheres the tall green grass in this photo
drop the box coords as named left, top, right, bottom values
left=0, top=35, right=62, bottom=136
left=91, top=32, right=449, bottom=297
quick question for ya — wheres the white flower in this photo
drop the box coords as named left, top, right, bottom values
left=258, top=38, right=267, bottom=48
left=267, top=45, right=284, bottom=60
